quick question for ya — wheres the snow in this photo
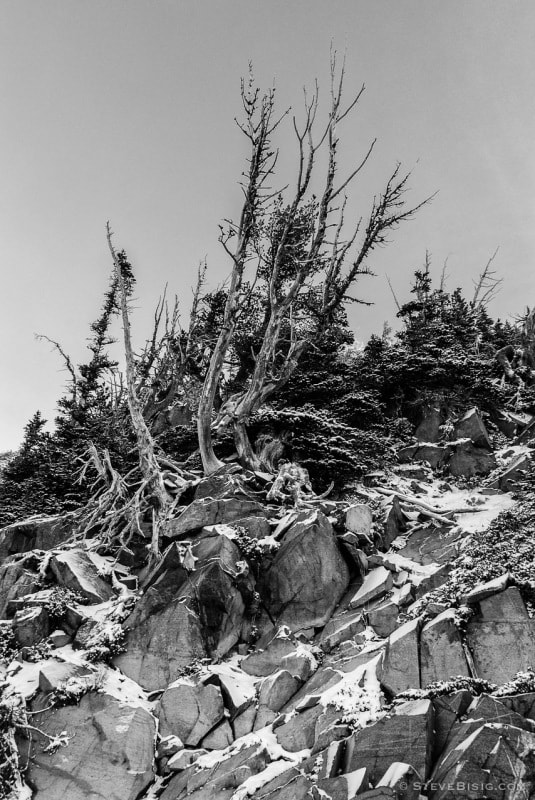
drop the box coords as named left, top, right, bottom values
left=344, top=767, right=368, bottom=794
left=377, top=762, right=412, bottom=787
left=322, top=653, right=384, bottom=728
left=202, top=661, right=258, bottom=706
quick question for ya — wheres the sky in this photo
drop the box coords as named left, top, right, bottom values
left=1, top=0, right=535, bottom=450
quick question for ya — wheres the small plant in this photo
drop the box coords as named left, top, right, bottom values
left=43, top=586, right=87, bottom=626
left=492, top=669, right=535, bottom=697
left=0, top=626, right=17, bottom=664
left=51, top=669, right=105, bottom=707
left=84, top=622, right=126, bottom=663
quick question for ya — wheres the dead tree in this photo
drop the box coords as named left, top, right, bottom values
left=106, top=223, right=167, bottom=558
left=197, top=56, right=431, bottom=474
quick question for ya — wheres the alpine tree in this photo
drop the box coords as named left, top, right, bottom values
left=197, top=56, right=431, bottom=474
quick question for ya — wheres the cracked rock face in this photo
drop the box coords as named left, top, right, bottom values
left=17, top=692, right=155, bottom=800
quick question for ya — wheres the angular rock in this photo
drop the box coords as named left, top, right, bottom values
left=258, top=669, right=301, bottom=712
left=49, top=550, right=114, bottom=603
left=349, top=567, right=393, bottom=610
left=0, top=515, right=73, bottom=563
left=320, top=610, right=366, bottom=652
left=380, top=618, right=420, bottom=696
left=314, top=768, right=369, bottom=800
left=38, top=661, right=92, bottom=693
left=241, top=630, right=304, bottom=676
left=232, top=702, right=257, bottom=738
left=448, top=440, right=496, bottom=478
left=167, top=748, right=208, bottom=771
left=430, top=722, right=535, bottom=800
left=18, top=692, right=155, bottom=800
left=420, top=609, right=469, bottom=686
left=398, top=443, right=449, bottom=470
left=465, top=587, right=535, bottom=683
left=158, top=678, right=225, bottom=745
left=461, top=572, right=509, bottom=605
left=232, top=515, right=272, bottom=540
left=431, top=690, right=474, bottom=762
left=260, top=510, right=349, bottom=631
left=0, top=561, right=41, bottom=618
left=498, top=451, right=532, bottom=491
left=415, top=406, right=444, bottom=443
left=205, top=663, right=257, bottom=717
left=200, top=718, right=233, bottom=749
left=13, top=604, right=50, bottom=646
left=501, top=692, right=535, bottom=721
left=160, top=742, right=271, bottom=800
left=114, top=597, right=207, bottom=691
left=367, top=600, right=398, bottom=638
left=395, top=523, right=467, bottom=566
left=382, top=496, right=406, bottom=549
left=343, top=699, right=434, bottom=785
left=377, top=762, right=421, bottom=799
left=453, top=407, right=492, bottom=449
left=345, top=504, right=373, bottom=536
left=166, top=497, right=264, bottom=538
left=275, top=704, right=323, bottom=751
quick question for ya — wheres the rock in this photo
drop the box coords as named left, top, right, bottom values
left=49, top=550, right=114, bottom=603
left=430, top=723, right=535, bottom=800
left=166, top=497, right=264, bottom=538
left=413, top=563, right=452, bottom=598
left=395, top=523, right=467, bottom=566
left=349, top=567, right=393, bottom=610
left=260, top=510, right=349, bottom=632
left=168, top=748, right=208, bottom=771
left=320, top=610, right=366, bottom=652
left=254, top=770, right=314, bottom=800
left=0, top=515, right=73, bottom=563
left=158, top=678, right=225, bottom=745
left=380, top=618, right=420, bottom=696
left=241, top=630, right=316, bottom=680
left=13, top=604, right=50, bottom=646
left=38, top=661, right=91, bottom=692
left=258, top=669, right=301, bottom=712
left=18, top=692, right=155, bottom=800
left=420, top=609, right=469, bottom=686
left=498, top=451, right=532, bottom=491
left=501, top=692, right=535, bottom=721
left=275, top=704, right=323, bottom=751
left=48, top=629, right=71, bottom=648
left=465, top=587, right=535, bottom=683
left=205, top=663, right=257, bottom=717
left=453, top=407, right=492, bottom=449
left=448, top=440, right=496, bottom=478
left=313, top=768, right=369, bottom=800
left=232, top=702, right=257, bottom=738
left=0, top=561, right=41, bottom=618
left=430, top=690, right=474, bottom=762
left=160, top=742, right=272, bottom=800
left=415, top=406, right=444, bottom=443
left=200, top=719, right=233, bottom=749
left=282, top=665, right=343, bottom=713
left=114, top=598, right=207, bottom=691
left=461, top=572, right=510, bottom=604
left=367, top=600, right=399, bottom=638
left=398, top=444, right=449, bottom=470
left=377, top=762, right=421, bottom=799
left=232, top=515, right=272, bottom=540
left=382, top=496, right=407, bottom=549
left=345, top=504, right=373, bottom=536
left=343, top=699, right=434, bottom=785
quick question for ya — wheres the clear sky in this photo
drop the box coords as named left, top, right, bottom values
left=1, top=1, right=535, bottom=450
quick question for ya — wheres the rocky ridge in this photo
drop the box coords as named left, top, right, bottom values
left=1, top=407, right=535, bottom=799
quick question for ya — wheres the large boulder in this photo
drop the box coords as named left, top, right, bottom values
left=448, top=440, right=496, bottom=478
left=465, top=587, right=535, bottom=683
left=114, top=595, right=207, bottom=691
left=158, top=677, right=225, bottom=744
left=453, top=408, right=492, bottom=449
left=397, top=444, right=450, bottom=470
left=429, top=722, right=535, bottom=800
left=343, top=699, right=434, bottom=785
left=18, top=692, right=155, bottom=800
left=415, top=406, right=444, bottom=443
left=349, top=566, right=393, bottom=610
left=380, top=618, right=420, bottom=696
left=49, top=550, right=114, bottom=603
left=0, top=561, right=41, bottom=618
left=116, top=532, right=254, bottom=690
left=0, top=515, right=73, bottom=563
left=420, top=609, right=469, bottom=686
left=165, top=497, right=264, bottom=538
left=259, top=510, right=349, bottom=632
